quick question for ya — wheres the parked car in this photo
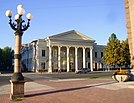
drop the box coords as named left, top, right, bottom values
left=76, top=68, right=91, bottom=73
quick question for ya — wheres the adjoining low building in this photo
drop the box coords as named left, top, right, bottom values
left=22, top=30, right=107, bottom=72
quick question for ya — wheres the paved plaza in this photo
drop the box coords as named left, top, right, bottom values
left=0, top=73, right=134, bottom=103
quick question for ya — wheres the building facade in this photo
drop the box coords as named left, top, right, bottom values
left=125, top=0, right=134, bottom=69
left=22, top=30, right=107, bottom=72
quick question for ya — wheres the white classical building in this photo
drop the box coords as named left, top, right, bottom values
left=22, top=30, right=107, bottom=72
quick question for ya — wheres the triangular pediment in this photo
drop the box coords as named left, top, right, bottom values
left=49, top=30, right=95, bottom=41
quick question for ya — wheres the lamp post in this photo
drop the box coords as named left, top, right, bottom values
left=6, top=5, right=32, bottom=100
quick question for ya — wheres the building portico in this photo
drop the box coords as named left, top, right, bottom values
left=47, top=45, right=94, bottom=73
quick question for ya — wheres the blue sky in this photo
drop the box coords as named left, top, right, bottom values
left=0, top=0, right=127, bottom=49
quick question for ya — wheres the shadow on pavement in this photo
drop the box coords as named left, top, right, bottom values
left=0, top=76, right=33, bottom=87
left=25, top=77, right=34, bottom=82
left=25, top=81, right=116, bottom=98
left=0, top=76, right=11, bottom=86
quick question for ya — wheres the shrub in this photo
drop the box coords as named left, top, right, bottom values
left=113, top=69, right=129, bottom=75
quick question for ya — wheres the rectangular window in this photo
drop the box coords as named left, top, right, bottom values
left=42, top=50, right=45, bottom=57
left=101, top=63, right=103, bottom=68
left=101, top=52, right=103, bottom=58
left=95, top=63, right=97, bottom=69
left=95, top=52, right=97, bottom=58
left=88, top=52, right=90, bottom=58
left=88, top=63, right=90, bottom=68
left=41, top=62, right=45, bottom=69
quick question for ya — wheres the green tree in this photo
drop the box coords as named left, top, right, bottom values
left=103, top=33, right=130, bottom=69
left=115, top=39, right=125, bottom=67
left=0, top=48, right=3, bottom=68
left=2, top=47, right=14, bottom=70
left=103, top=33, right=119, bottom=67
left=121, top=39, right=130, bottom=67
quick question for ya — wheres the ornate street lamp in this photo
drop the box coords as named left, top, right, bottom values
left=6, top=5, right=32, bottom=100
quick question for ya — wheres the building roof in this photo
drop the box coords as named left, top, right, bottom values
left=48, top=30, right=95, bottom=42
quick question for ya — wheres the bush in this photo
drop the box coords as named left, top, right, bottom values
left=113, top=69, right=129, bottom=75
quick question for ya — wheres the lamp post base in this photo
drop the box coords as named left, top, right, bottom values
left=10, top=73, right=25, bottom=100
left=10, top=80, right=25, bottom=100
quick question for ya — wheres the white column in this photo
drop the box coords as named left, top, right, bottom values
left=83, top=47, right=86, bottom=68
left=67, top=46, right=70, bottom=72
left=36, top=46, right=40, bottom=72
left=90, top=47, right=93, bottom=71
left=48, top=46, right=52, bottom=73
left=33, top=44, right=36, bottom=72
left=75, top=47, right=78, bottom=72
left=58, top=46, right=61, bottom=72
